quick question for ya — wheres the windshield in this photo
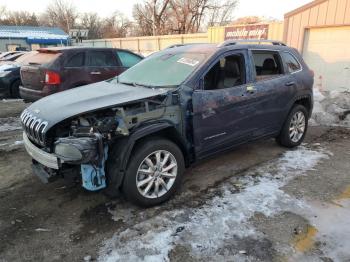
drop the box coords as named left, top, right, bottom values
left=118, top=51, right=207, bottom=87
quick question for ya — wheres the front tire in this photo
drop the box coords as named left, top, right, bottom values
left=122, top=138, right=185, bottom=207
left=276, top=104, right=308, bottom=148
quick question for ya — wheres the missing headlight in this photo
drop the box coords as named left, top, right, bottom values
left=54, top=136, right=98, bottom=163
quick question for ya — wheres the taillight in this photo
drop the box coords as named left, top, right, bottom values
left=45, top=71, right=61, bottom=85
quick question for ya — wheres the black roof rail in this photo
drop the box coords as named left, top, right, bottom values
left=218, top=39, right=287, bottom=47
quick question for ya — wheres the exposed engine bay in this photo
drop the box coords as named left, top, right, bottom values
left=49, top=94, right=181, bottom=191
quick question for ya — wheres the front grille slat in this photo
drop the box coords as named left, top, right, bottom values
left=20, top=109, right=49, bottom=146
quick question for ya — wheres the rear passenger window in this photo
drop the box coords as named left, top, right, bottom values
left=66, top=52, right=84, bottom=67
left=87, top=51, right=117, bottom=67
left=117, top=51, right=142, bottom=68
left=204, top=54, right=245, bottom=90
left=281, top=52, right=301, bottom=73
left=252, top=51, right=283, bottom=81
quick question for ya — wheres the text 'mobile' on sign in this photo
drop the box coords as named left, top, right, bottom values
left=224, top=24, right=269, bottom=40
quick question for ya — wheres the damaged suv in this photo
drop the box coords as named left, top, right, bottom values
left=21, top=40, right=313, bottom=207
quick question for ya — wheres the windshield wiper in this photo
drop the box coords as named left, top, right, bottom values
left=119, top=81, right=154, bottom=89
left=119, top=81, right=177, bottom=89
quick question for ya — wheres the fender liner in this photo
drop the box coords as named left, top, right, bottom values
left=106, top=121, right=176, bottom=191
left=282, top=94, right=312, bottom=122
left=291, top=94, right=313, bottom=118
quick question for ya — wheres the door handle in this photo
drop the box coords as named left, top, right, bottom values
left=246, top=85, right=256, bottom=94
left=90, top=71, right=101, bottom=75
left=285, top=81, right=295, bottom=86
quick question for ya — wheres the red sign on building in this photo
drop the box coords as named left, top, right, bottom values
left=224, top=24, right=269, bottom=40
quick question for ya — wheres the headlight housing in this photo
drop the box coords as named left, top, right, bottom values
left=54, top=143, right=82, bottom=161
left=54, top=136, right=98, bottom=163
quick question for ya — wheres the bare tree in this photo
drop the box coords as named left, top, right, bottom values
left=100, top=11, right=132, bottom=38
left=207, top=0, right=238, bottom=27
left=40, top=0, right=78, bottom=32
left=229, top=16, right=279, bottom=25
left=168, top=0, right=211, bottom=34
left=133, top=0, right=171, bottom=36
left=0, top=6, right=39, bottom=26
left=0, top=6, right=6, bottom=20
left=6, top=11, right=39, bottom=26
left=80, top=13, right=102, bottom=39
left=132, top=0, right=238, bottom=36
left=132, top=4, right=154, bottom=36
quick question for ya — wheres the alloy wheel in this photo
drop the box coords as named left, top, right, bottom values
left=289, top=111, right=306, bottom=143
left=136, top=150, right=178, bottom=199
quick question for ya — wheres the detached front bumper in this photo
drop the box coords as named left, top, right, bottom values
left=23, top=132, right=107, bottom=190
left=23, top=132, right=59, bottom=169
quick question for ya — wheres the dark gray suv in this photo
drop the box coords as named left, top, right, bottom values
left=20, top=40, right=314, bottom=207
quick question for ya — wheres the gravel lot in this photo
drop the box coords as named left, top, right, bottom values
left=0, top=99, right=349, bottom=262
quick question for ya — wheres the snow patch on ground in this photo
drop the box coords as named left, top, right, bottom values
left=311, top=88, right=350, bottom=127
left=0, top=117, right=22, bottom=132
left=99, top=147, right=329, bottom=262
left=292, top=199, right=350, bottom=262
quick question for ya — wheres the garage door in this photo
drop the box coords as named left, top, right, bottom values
left=303, top=26, right=350, bottom=92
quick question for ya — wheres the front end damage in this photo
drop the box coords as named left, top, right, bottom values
left=22, top=92, right=181, bottom=191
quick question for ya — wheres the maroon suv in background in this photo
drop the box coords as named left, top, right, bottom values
left=19, top=47, right=143, bottom=102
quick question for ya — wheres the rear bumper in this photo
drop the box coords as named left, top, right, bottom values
left=19, top=86, right=45, bottom=101
left=23, top=132, right=59, bottom=169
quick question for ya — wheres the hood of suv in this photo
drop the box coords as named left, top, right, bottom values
left=25, top=80, right=173, bottom=129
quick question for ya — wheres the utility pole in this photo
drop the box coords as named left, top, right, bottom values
left=153, top=0, right=156, bottom=36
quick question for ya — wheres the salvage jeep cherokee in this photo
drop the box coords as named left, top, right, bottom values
left=21, top=40, right=314, bottom=207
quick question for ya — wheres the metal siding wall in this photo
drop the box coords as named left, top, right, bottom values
left=325, top=0, right=337, bottom=24
left=317, top=1, right=329, bottom=25
left=267, top=22, right=284, bottom=41
left=207, top=27, right=225, bottom=43
left=78, top=23, right=283, bottom=56
left=335, top=0, right=348, bottom=24
left=309, top=6, right=320, bottom=25
left=298, top=10, right=311, bottom=50
left=291, top=14, right=302, bottom=48
left=344, top=0, right=350, bottom=23
left=286, top=16, right=294, bottom=45
left=78, top=33, right=208, bottom=56
left=284, top=0, right=350, bottom=51
left=0, top=39, right=30, bottom=51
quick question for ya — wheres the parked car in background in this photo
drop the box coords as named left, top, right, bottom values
left=0, top=51, right=23, bottom=60
left=0, top=52, right=26, bottom=63
left=21, top=40, right=314, bottom=207
left=19, top=47, right=143, bottom=102
left=0, top=52, right=37, bottom=98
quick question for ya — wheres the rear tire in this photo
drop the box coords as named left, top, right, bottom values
left=122, top=138, right=185, bottom=207
left=276, top=104, right=308, bottom=148
left=10, top=79, right=20, bottom=98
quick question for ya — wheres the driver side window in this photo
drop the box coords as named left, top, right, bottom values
left=204, top=54, right=245, bottom=90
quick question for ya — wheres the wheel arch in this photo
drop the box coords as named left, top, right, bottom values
left=293, top=95, right=312, bottom=118
left=10, top=77, right=21, bottom=97
left=106, top=121, right=189, bottom=191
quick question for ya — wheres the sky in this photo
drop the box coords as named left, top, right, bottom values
left=1, top=0, right=312, bottom=20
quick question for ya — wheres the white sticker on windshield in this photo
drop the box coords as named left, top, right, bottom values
left=177, top=57, right=200, bottom=67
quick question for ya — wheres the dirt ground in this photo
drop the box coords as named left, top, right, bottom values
left=0, top=100, right=350, bottom=262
